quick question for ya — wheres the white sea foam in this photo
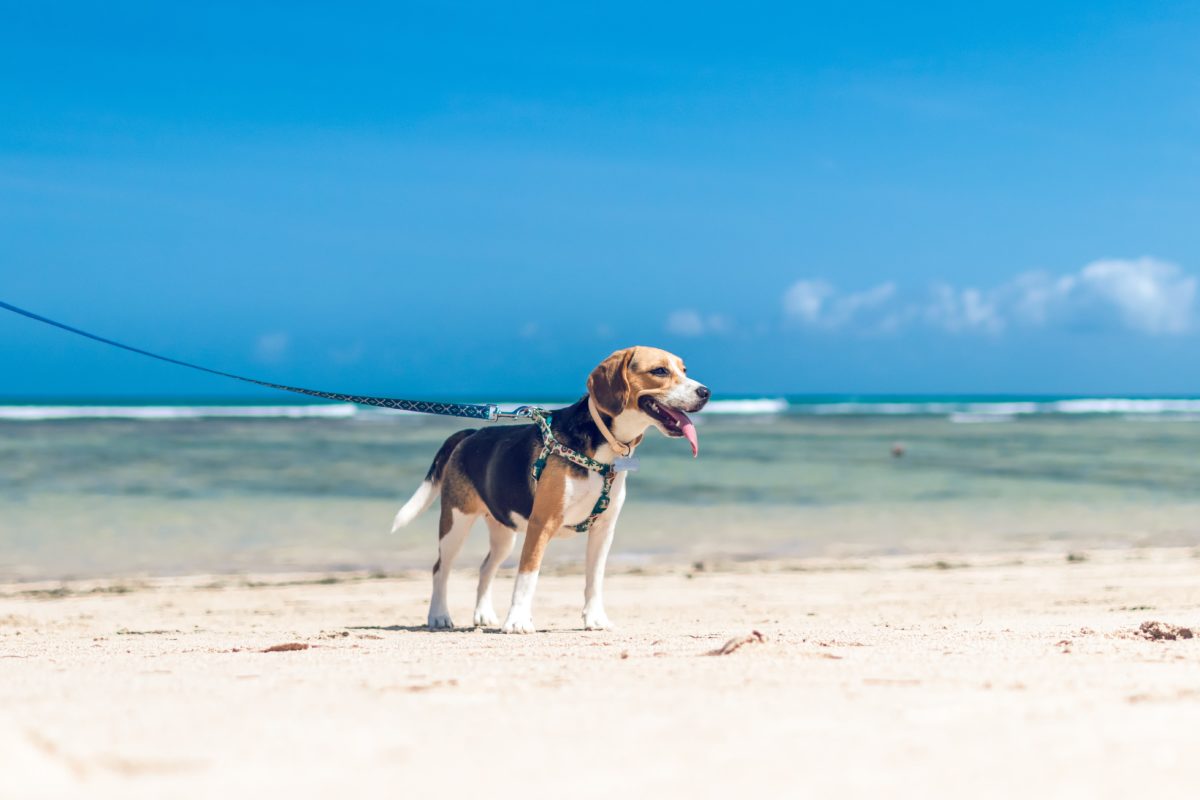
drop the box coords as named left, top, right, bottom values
left=796, top=399, right=1200, bottom=418
left=698, top=398, right=789, bottom=415
left=4, top=396, right=1200, bottom=421
left=1048, top=398, right=1200, bottom=415
left=0, top=404, right=359, bottom=421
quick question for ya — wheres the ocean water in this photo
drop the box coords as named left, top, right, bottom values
left=3, top=397, right=1200, bottom=580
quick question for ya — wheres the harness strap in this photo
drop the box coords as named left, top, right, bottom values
left=528, top=409, right=615, bottom=533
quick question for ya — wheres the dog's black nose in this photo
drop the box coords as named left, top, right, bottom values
left=696, top=385, right=710, bottom=400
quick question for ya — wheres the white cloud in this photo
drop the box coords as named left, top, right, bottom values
left=783, top=280, right=896, bottom=330
left=782, top=280, right=834, bottom=324
left=666, top=310, right=704, bottom=336
left=924, top=285, right=1004, bottom=334
left=253, top=332, right=290, bottom=363
left=999, top=257, right=1195, bottom=335
left=1076, top=257, right=1195, bottom=334
left=828, top=283, right=897, bottom=327
left=1005, top=271, right=1076, bottom=326
left=780, top=257, right=1196, bottom=337
left=706, top=314, right=732, bottom=334
left=665, top=309, right=731, bottom=337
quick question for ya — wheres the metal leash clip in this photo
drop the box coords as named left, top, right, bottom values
left=490, top=405, right=536, bottom=421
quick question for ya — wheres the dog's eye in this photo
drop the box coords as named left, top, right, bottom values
left=650, top=367, right=670, bottom=377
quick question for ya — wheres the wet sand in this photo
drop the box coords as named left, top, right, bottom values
left=3, top=548, right=1199, bottom=799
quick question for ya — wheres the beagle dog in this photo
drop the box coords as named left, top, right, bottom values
left=390, top=346, right=710, bottom=633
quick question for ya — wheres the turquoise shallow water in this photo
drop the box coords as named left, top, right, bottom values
left=3, top=408, right=1200, bottom=580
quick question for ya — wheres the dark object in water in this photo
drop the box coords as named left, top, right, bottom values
left=890, top=442, right=906, bottom=458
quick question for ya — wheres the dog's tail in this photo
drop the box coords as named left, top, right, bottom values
left=390, top=429, right=476, bottom=532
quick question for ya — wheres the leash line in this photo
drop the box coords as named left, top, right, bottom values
left=0, top=299, right=527, bottom=422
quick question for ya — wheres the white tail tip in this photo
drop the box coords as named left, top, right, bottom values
left=391, top=480, right=436, bottom=532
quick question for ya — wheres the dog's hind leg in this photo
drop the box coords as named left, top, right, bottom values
left=473, top=518, right=516, bottom=628
left=427, top=504, right=476, bottom=629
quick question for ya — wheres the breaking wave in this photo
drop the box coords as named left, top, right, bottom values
left=4, top=396, right=1200, bottom=421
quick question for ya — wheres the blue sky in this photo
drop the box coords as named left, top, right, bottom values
left=3, top=1, right=1199, bottom=398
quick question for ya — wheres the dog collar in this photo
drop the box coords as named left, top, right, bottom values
left=528, top=409, right=615, bottom=534
left=586, top=395, right=639, bottom=457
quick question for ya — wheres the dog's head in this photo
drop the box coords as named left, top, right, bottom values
left=587, top=346, right=710, bottom=456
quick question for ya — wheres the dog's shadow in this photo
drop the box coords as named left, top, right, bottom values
left=348, top=624, right=501, bottom=634
left=348, top=624, right=443, bottom=634
left=348, top=624, right=600, bottom=635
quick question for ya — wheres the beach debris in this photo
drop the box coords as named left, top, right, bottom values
left=319, top=630, right=350, bottom=639
left=262, top=642, right=310, bottom=653
left=707, top=630, right=767, bottom=656
left=1136, top=621, right=1194, bottom=641
left=912, top=559, right=966, bottom=570
left=18, top=582, right=142, bottom=600
left=1128, top=687, right=1200, bottom=704
left=1066, top=552, right=1088, bottom=563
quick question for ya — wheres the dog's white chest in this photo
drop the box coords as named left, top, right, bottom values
left=559, top=471, right=606, bottom=529
left=503, top=472, right=613, bottom=535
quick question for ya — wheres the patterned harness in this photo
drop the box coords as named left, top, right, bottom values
left=527, top=408, right=615, bottom=533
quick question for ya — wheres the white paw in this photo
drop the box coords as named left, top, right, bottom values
left=500, top=611, right=536, bottom=634
left=582, top=609, right=613, bottom=631
left=473, top=606, right=500, bottom=627
left=427, top=612, right=455, bottom=630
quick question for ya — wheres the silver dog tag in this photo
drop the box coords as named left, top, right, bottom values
left=614, top=455, right=640, bottom=473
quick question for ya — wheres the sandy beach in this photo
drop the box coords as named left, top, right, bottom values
left=3, top=547, right=1199, bottom=799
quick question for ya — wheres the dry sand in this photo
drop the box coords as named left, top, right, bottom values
left=3, top=548, right=1199, bottom=799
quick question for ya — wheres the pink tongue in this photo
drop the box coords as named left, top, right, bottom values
left=660, top=405, right=699, bottom=457
left=681, top=421, right=699, bottom=457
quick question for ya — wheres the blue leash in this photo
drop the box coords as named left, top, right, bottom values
left=0, top=299, right=527, bottom=422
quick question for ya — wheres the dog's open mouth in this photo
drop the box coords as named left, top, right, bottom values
left=638, top=396, right=699, bottom=457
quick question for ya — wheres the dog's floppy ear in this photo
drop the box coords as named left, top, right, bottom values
left=588, top=347, right=635, bottom=417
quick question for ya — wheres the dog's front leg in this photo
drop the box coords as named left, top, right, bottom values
left=500, top=521, right=557, bottom=634
left=582, top=521, right=615, bottom=630
left=501, top=464, right=565, bottom=634
left=583, top=476, right=625, bottom=630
